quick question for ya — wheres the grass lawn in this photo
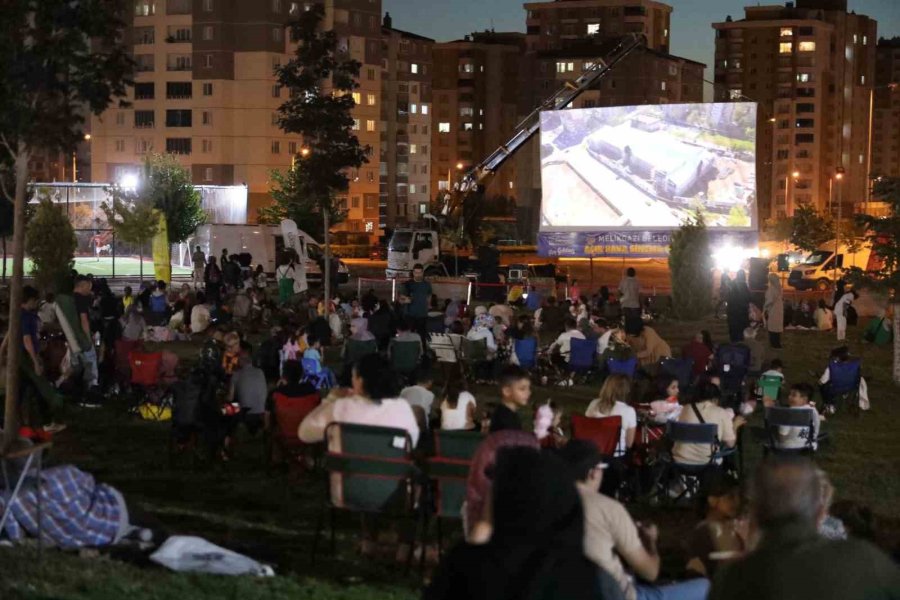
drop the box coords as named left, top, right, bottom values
left=1, top=257, right=192, bottom=278
left=1, top=316, right=899, bottom=597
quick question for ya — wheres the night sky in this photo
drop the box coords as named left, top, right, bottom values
left=383, top=0, right=900, bottom=79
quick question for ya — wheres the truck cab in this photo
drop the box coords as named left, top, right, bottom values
left=787, top=242, right=872, bottom=291
left=386, top=229, right=441, bottom=278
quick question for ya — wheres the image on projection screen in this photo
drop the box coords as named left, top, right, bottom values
left=539, top=102, right=757, bottom=230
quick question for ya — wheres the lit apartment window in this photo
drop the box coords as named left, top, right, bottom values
left=410, top=103, right=418, bottom=114
left=351, top=92, right=361, bottom=105
left=411, top=63, right=419, bottom=74
left=203, top=26, right=214, bottom=40
left=462, top=123, right=473, bottom=131
left=438, top=122, right=450, bottom=133
left=438, top=180, right=448, bottom=191
left=798, top=41, right=815, bottom=52
left=419, top=204, right=427, bottom=215
left=779, top=42, right=792, bottom=54
left=729, top=89, right=743, bottom=100
left=661, top=81, right=667, bottom=91
left=366, top=120, right=376, bottom=132
left=780, top=27, right=792, bottom=37
left=460, top=107, right=474, bottom=117
left=203, top=83, right=213, bottom=96
left=853, top=34, right=858, bottom=44
left=797, top=73, right=810, bottom=83
left=367, top=94, right=376, bottom=106
left=461, top=63, right=474, bottom=73
left=556, top=62, right=566, bottom=73
left=586, top=23, right=600, bottom=35
left=352, top=118, right=360, bottom=130
left=863, top=35, right=867, bottom=45
left=135, top=1, right=155, bottom=16
left=421, top=105, right=429, bottom=115
left=410, top=184, right=417, bottom=194
left=271, top=140, right=281, bottom=154
left=860, top=75, right=865, bottom=85
left=203, top=0, right=213, bottom=11
left=410, top=144, right=417, bottom=154
left=204, top=168, right=214, bottom=182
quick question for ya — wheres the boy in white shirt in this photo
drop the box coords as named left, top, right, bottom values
left=774, top=383, right=821, bottom=451
left=550, top=317, right=586, bottom=364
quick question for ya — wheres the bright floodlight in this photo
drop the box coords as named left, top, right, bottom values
left=713, top=245, right=744, bottom=273
left=120, top=173, right=138, bottom=191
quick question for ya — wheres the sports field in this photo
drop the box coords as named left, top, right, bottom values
left=1, top=256, right=192, bottom=278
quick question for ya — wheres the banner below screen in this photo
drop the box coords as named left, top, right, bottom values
left=538, top=230, right=758, bottom=258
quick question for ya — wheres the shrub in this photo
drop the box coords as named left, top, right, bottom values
left=26, top=197, right=77, bottom=293
left=668, top=214, right=713, bottom=320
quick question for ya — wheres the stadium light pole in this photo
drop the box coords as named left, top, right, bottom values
left=833, top=166, right=845, bottom=283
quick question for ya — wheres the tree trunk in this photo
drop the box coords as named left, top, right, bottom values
left=323, top=208, right=331, bottom=312
left=893, top=302, right=900, bottom=384
left=2, top=235, right=6, bottom=282
left=139, top=241, right=143, bottom=282
left=3, top=147, right=30, bottom=449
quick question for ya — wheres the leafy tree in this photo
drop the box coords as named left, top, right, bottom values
left=101, top=187, right=160, bottom=281
left=257, top=168, right=347, bottom=233
left=0, top=0, right=132, bottom=447
left=668, top=213, right=714, bottom=320
left=847, top=177, right=900, bottom=383
left=141, top=153, right=205, bottom=244
left=271, top=4, right=368, bottom=307
left=789, top=204, right=834, bottom=252
left=25, top=196, right=77, bottom=293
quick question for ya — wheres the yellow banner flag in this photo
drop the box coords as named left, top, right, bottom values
left=151, top=210, right=171, bottom=284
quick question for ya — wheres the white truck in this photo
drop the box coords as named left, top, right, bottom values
left=386, top=228, right=451, bottom=279
left=191, top=223, right=349, bottom=284
left=787, top=240, right=875, bottom=291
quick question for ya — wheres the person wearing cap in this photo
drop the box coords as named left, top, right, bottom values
left=559, top=440, right=711, bottom=600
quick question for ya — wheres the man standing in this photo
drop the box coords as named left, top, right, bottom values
left=618, top=267, right=641, bottom=335
left=400, top=264, right=431, bottom=341
left=53, top=275, right=99, bottom=392
left=710, top=458, right=900, bottom=600
left=191, top=245, right=206, bottom=289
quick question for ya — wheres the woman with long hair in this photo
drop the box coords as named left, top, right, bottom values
left=585, top=374, right=637, bottom=458
left=763, top=272, right=784, bottom=348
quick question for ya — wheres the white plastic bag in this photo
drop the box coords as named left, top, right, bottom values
left=150, top=535, right=275, bottom=577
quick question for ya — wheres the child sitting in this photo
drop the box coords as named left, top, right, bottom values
left=774, top=383, right=821, bottom=451
left=222, top=331, right=241, bottom=377
left=648, top=375, right=682, bottom=424
left=533, top=400, right=565, bottom=448
left=686, top=476, right=746, bottom=579
left=303, top=335, right=336, bottom=387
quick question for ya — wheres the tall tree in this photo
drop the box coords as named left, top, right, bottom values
left=101, top=186, right=160, bottom=281
left=0, top=0, right=132, bottom=447
left=257, top=168, right=347, bottom=234
left=26, top=196, right=77, bottom=293
left=789, top=204, right=834, bottom=252
left=141, top=153, right=205, bottom=244
left=273, top=4, right=368, bottom=308
left=848, top=177, right=900, bottom=383
left=668, top=214, right=714, bottom=320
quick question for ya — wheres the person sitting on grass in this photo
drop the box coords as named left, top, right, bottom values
left=814, top=299, right=833, bottom=332
left=560, top=439, right=711, bottom=600
left=772, top=383, right=821, bottom=452
left=686, top=475, right=746, bottom=580
left=439, top=380, right=478, bottom=431
left=489, top=365, right=532, bottom=433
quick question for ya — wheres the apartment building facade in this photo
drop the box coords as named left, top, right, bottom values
left=515, top=0, right=703, bottom=236
left=380, top=15, right=433, bottom=234
left=91, top=0, right=383, bottom=241
left=712, top=0, right=876, bottom=222
left=872, top=37, right=900, bottom=181
left=430, top=32, right=526, bottom=205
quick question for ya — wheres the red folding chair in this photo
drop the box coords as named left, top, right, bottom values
left=269, top=392, right=321, bottom=468
left=114, top=339, right=144, bottom=386
left=571, top=415, right=622, bottom=457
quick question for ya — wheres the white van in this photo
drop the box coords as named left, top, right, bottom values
left=192, top=224, right=349, bottom=284
left=787, top=241, right=874, bottom=291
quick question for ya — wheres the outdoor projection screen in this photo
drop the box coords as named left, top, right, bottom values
left=537, top=102, right=758, bottom=257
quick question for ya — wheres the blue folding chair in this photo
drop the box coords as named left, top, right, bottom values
left=514, top=337, right=538, bottom=369
left=569, top=338, right=598, bottom=379
left=824, top=359, right=861, bottom=412
left=302, top=357, right=335, bottom=391
left=607, top=356, right=638, bottom=378
left=659, top=357, right=694, bottom=390
left=665, top=421, right=735, bottom=503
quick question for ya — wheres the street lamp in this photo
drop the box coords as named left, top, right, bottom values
left=865, top=82, right=898, bottom=213
left=833, top=166, right=845, bottom=283
left=786, top=170, right=800, bottom=214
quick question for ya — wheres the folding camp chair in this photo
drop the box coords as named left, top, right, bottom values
left=664, top=421, right=734, bottom=503
left=427, top=315, right=445, bottom=334
left=607, top=356, right=638, bottom=378
left=571, top=415, right=622, bottom=458
left=390, top=340, right=422, bottom=381
left=0, top=442, right=51, bottom=560
left=426, top=430, right=483, bottom=557
left=763, top=406, right=824, bottom=455
left=756, top=374, right=784, bottom=405
left=715, top=344, right=751, bottom=410
left=660, top=357, right=694, bottom=391
left=312, top=423, right=421, bottom=568
left=824, top=359, right=861, bottom=413
left=128, top=351, right=172, bottom=419
left=344, top=339, right=378, bottom=370
left=113, top=339, right=143, bottom=387
left=302, top=358, right=335, bottom=391
left=513, top=337, right=538, bottom=370
left=461, top=338, right=489, bottom=381
left=268, top=392, right=321, bottom=468
left=568, top=338, right=598, bottom=382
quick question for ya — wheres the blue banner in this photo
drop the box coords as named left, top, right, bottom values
left=538, top=230, right=758, bottom=258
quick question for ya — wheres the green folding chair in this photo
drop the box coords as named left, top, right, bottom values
left=461, top=338, right=488, bottom=381
left=390, top=340, right=422, bottom=378
left=426, top=430, right=484, bottom=556
left=757, top=374, right=784, bottom=405
left=344, top=338, right=378, bottom=369
left=311, top=423, right=421, bottom=567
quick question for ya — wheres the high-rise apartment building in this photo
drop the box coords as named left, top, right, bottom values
left=91, top=0, right=383, bottom=240
left=712, top=0, right=876, bottom=221
left=872, top=37, right=900, bottom=182
left=430, top=32, right=526, bottom=204
left=380, top=14, right=433, bottom=234
left=515, top=0, right=703, bottom=236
